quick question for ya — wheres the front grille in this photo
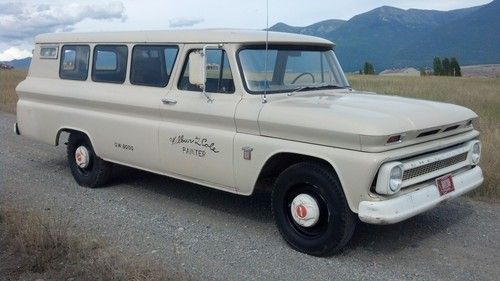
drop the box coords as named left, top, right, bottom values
left=402, top=152, right=468, bottom=181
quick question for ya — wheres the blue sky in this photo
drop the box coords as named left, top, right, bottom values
left=0, top=0, right=493, bottom=60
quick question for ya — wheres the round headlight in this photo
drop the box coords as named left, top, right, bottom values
left=471, top=142, right=481, bottom=164
left=389, top=165, right=404, bottom=192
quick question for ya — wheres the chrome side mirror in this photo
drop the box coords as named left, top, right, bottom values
left=188, top=45, right=222, bottom=103
left=188, top=50, right=206, bottom=89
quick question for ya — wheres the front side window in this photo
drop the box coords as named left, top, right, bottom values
left=130, top=45, right=178, bottom=87
left=92, top=45, right=128, bottom=83
left=178, top=49, right=235, bottom=93
left=59, top=45, right=90, bottom=81
left=238, top=46, right=349, bottom=94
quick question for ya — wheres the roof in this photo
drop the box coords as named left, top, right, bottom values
left=35, top=29, right=334, bottom=47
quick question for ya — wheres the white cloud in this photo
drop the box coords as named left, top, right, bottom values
left=169, top=17, right=204, bottom=28
left=0, top=47, right=31, bottom=61
left=0, top=1, right=126, bottom=42
left=0, top=2, right=23, bottom=15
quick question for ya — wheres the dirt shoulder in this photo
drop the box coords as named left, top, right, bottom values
left=0, top=205, right=180, bottom=280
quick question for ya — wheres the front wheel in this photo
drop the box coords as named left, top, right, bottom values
left=272, top=162, right=356, bottom=256
left=67, top=132, right=112, bottom=188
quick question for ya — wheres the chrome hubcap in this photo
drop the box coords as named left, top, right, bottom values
left=75, top=146, right=90, bottom=169
left=290, top=194, right=320, bottom=227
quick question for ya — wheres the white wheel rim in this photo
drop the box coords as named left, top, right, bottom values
left=290, top=194, right=320, bottom=227
left=75, top=146, right=90, bottom=169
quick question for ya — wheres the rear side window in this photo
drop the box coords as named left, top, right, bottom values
left=178, top=49, right=234, bottom=93
left=92, top=45, right=128, bottom=83
left=130, top=45, right=178, bottom=87
left=59, top=45, right=90, bottom=81
left=41, top=46, right=59, bottom=59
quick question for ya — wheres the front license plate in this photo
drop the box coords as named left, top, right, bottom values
left=436, top=174, right=455, bottom=196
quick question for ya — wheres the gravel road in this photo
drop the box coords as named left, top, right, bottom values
left=1, top=111, right=499, bottom=281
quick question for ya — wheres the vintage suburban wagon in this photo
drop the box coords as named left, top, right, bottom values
left=15, top=30, right=483, bottom=256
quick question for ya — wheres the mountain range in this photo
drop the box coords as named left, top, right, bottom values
left=270, top=0, right=500, bottom=72
left=0, top=57, right=31, bottom=69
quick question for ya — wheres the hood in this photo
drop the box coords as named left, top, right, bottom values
left=258, top=90, right=477, bottom=152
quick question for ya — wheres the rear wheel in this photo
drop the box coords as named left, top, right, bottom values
left=272, top=162, right=356, bottom=256
left=67, top=132, right=112, bottom=188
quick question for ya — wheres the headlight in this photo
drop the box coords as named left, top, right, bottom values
left=471, top=141, right=481, bottom=165
left=389, top=165, right=403, bottom=192
left=376, top=162, right=404, bottom=195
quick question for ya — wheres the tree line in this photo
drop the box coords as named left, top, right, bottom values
left=358, top=57, right=461, bottom=76
left=433, top=57, right=461, bottom=76
left=360, top=62, right=375, bottom=75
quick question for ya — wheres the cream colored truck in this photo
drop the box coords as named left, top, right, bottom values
left=15, top=30, right=483, bottom=256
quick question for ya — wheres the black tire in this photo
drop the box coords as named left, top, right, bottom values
left=67, top=132, right=112, bottom=188
left=272, top=162, right=356, bottom=256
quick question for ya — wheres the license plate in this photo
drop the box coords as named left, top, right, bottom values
left=436, top=174, right=455, bottom=196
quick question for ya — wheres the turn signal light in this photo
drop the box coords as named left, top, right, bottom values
left=387, top=135, right=403, bottom=144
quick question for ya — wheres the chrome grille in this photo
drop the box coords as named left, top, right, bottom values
left=402, top=152, right=468, bottom=181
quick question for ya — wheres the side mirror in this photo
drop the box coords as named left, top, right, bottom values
left=188, top=51, right=206, bottom=89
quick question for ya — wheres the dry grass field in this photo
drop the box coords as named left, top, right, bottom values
left=461, top=64, right=500, bottom=78
left=0, top=69, right=26, bottom=113
left=0, top=70, right=498, bottom=200
left=349, top=75, right=500, bottom=201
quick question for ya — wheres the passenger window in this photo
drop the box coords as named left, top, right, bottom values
left=95, top=51, right=117, bottom=70
left=59, top=45, right=90, bottom=81
left=41, top=46, right=59, bottom=59
left=178, top=49, right=234, bottom=93
left=130, top=45, right=178, bottom=87
left=92, top=45, right=128, bottom=83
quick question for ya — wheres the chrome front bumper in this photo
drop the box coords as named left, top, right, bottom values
left=358, top=166, right=483, bottom=224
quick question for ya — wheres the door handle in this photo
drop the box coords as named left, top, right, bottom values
left=161, top=97, right=177, bottom=105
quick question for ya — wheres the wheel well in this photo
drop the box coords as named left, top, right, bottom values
left=55, top=128, right=85, bottom=146
left=254, top=153, right=337, bottom=192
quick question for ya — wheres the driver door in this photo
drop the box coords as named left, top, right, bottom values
left=158, top=47, right=240, bottom=190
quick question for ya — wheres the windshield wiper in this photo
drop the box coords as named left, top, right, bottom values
left=286, top=84, right=345, bottom=96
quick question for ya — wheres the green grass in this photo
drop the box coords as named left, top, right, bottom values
left=349, top=75, right=500, bottom=201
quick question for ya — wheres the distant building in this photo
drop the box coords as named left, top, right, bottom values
left=0, top=63, right=14, bottom=70
left=207, top=63, right=220, bottom=71
left=380, top=67, right=420, bottom=76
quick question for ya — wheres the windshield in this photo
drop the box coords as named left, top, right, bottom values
left=238, top=46, right=349, bottom=94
